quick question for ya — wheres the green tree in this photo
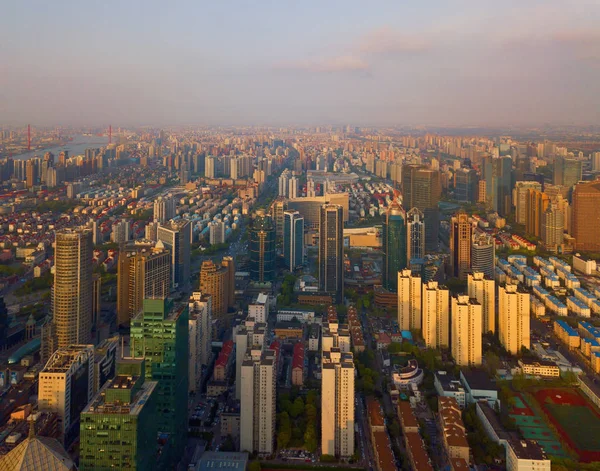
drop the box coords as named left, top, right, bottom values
left=248, top=462, right=261, bottom=471
left=290, top=397, right=305, bottom=419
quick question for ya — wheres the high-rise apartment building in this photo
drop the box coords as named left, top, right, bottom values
left=79, top=359, right=158, bottom=471
left=321, top=349, right=355, bottom=458
left=189, top=293, right=212, bottom=393
left=397, top=269, right=422, bottom=331
left=53, top=228, right=93, bottom=348
left=209, top=220, right=226, bottom=245
left=117, top=242, right=171, bottom=328
left=319, top=204, right=344, bottom=303
left=249, top=211, right=276, bottom=283
left=450, top=212, right=472, bottom=280
left=553, top=157, right=582, bottom=189
left=422, top=281, right=449, bottom=349
left=270, top=197, right=287, bottom=239
left=283, top=210, right=304, bottom=271
left=451, top=295, right=482, bottom=367
left=515, top=181, right=542, bottom=225
left=382, top=202, right=406, bottom=292
left=525, top=189, right=549, bottom=238
left=471, top=233, right=495, bottom=279
left=406, top=207, right=425, bottom=262
left=38, top=345, right=95, bottom=445
left=467, top=272, right=495, bottom=334
left=541, top=203, right=564, bottom=252
left=240, top=348, right=276, bottom=455
left=498, top=284, right=530, bottom=355
left=130, top=298, right=188, bottom=467
left=572, top=181, right=600, bottom=252
left=199, top=258, right=234, bottom=323
left=402, top=165, right=441, bottom=251
left=111, top=219, right=130, bottom=244
left=157, top=219, right=191, bottom=289
left=153, top=195, right=176, bottom=224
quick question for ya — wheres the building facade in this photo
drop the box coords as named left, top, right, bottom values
left=406, top=207, right=425, bottom=262
left=397, top=269, right=422, bottom=331
left=422, top=281, right=450, bottom=349
left=382, top=202, right=406, bottom=292
left=249, top=211, right=276, bottom=283
left=283, top=210, right=304, bottom=271
left=450, top=212, right=472, bottom=280
left=498, top=284, right=530, bottom=355
left=451, top=295, right=482, bottom=366
left=467, top=272, right=495, bottom=334
left=157, top=219, right=191, bottom=289
left=319, top=204, right=344, bottom=303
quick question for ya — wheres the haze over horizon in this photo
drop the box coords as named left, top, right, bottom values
left=2, top=0, right=600, bottom=127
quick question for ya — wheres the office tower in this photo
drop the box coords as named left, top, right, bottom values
left=406, top=207, right=425, bottom=262
left=117, top=243, right=171, bottom=328
left=481, top=156, right=512, bottom=215
left=451, top=295, right=482, bottom=367
left=199, top=258, right=234, bottom=322
left=240, top=348, right=276, bottom=454
left=157, top=219, right=191, bottom=289
left=515, top=181, right=542, bottom=224
left=554, top=157, right=582, bottom=188
left=402, top=165, right=441, bottom=251
left=249, top=211, right=276, bottom=283
left=525, top=189, right=549, bottom=238
left=319, top=204, right=344, bottom=303
left=53, top=228, right=93, bottom=348
left=382, top=202, right=407, bottom=292
left=79, top=359, right=158, bottom=471
left=454, top=168, right=477, bottom=203
left=321, top=350, right=355, bottom=458
left=397, top=269, right=422, bottom=331
left=209, top=220, right=226, bottom=245
left=283, top=210, right=304, bottom=271
left=541, top=203, right=564, bottom=252
left=450, top=212, right=472, bottom=280
left=572, top=181, right=600, bottom=251
left=38, top=345, right=95, bottom=445
left=422, top=281, right=450, bottom=349
left=205, top=156, right=216, bottom=178
left=153, top=195, right=176, bottom=224
left=130, top=298, right=188, bottom=466
left=471, top=233, right=495, bottom=279
left=189, top=293, right=212, bottom=393
left=467, top=272, right=495, bottom=334
left=498, top=284, right=530, bottom=355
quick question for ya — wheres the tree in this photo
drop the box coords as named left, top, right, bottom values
left=290, top=397, right=304, bottom=419
left=248, top=462, right=261, bottom=471
left=305, top=404, right=317, bottom=421
left=484, top=351, right=500, bottom=376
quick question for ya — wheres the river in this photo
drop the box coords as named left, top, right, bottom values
left=11, top=134, right=110, bottom=160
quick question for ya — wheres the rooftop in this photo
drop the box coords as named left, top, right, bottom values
left=508, top=438, right=548, bottom=461
left=83, top=379, right=157, bottom=417
left=460, top=368, right=496, bottom=392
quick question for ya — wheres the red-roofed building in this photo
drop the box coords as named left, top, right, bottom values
left=291, top=342, right=304, bottom=386
left=214, top=340, right=234, bottom=382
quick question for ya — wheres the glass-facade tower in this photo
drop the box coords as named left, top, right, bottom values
left=249, top=211, right=276, bottom=282
left=382, top=203, right=406, bottom=292
left=283, top=210, right=304, bottom=271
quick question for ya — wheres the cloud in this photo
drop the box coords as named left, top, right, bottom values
left=274, top=55, right=370, bottom=73
left=358, top=26, right=432, bottom=55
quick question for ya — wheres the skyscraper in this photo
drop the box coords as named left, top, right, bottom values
left=481, top=156, right=512, bottom=215
left=541, top=203, right=564, bottom=252
left=79, top=359, right=158, bottom=471
left=451, top=295, right=482, bottom=367
left=240, top=348, right=276, bottom=455
left=270, top=197, right=287, bottom=239
left=454, top=168, right=477, bottom=203
left=525, top=189, right=549, bottom=238
left=130, top=298, right=188, bottom=467
left=319, top=204, right=344, bottom=303
left=382, top=202, right=406, bottom=292
left=117, top=242, right=171, bottom=328
left=471, top=233, right=495, bottom=279
left=249, top=211, right=276, bottom=283
left=53, top=228, right=93, bottom=348
left=421, top=281, right=449, bottom=349
left=199, top=258, right=234, bottom=323
left=515, top=181, right=542, bottom=225
left=188, top=292, right=212, bottom=393
left=283, top=210, right=304, bottom=271
left=467, top=272, right=495, bottom=334
left=572, top=180, right=600, bottom=252
left=450, top=212, right=472, bottom=280
left=321, top=349, right=355, bottom=458
left=553, top=157, right=582, bottom=189
left=498, top=284, right=530, bottom=355
left=402, top=165, right=441, bottom=252
left=157, top=219, right=191, bottom=289
left=406, top=207, right=425, bottom=262
left=397, top=269, right=422, bottom=331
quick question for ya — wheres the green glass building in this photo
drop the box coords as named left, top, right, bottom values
left=79, top=359, right=158, bottom=471
left=382, top=203, right=407, bottom=292
left=249, top=211, right=276, bottom=282
left=130, top=298, right=189, bottom=468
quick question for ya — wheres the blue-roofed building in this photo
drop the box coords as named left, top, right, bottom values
left=567, top=296, right=591, bottom=317
left=195, top=452, right=248, bottom=471
left=546, top=296, right=568, bottom=316
left=554, top=319, right=581, bottom=349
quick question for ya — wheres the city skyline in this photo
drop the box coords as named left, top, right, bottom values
left=1, top=1, right=600, bottom=127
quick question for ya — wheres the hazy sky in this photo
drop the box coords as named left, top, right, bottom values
left=2, top=0, right=600, bottom=127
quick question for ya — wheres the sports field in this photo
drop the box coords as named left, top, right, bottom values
left=534, top=388, right=600, bottom=463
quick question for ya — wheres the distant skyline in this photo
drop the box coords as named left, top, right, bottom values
left=2, top=0, right=600, bottom=127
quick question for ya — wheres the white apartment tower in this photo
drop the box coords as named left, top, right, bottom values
left=451, top=295, right=482, bottom=366
left=422, top=281, right=450, bottom=349
left=468, top=272, right=496, bottom=334
left=498, top=284, right=531, bottom=355
left=321, top=349, right=355, bottom=458
left=188, top=293, right=212, bottom=393
left=397, top=269, right=422, bottom=331
left=153, top=195, right=176, bottom=224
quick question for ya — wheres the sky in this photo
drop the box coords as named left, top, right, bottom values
left=2, top=0, right=600, bottom=127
